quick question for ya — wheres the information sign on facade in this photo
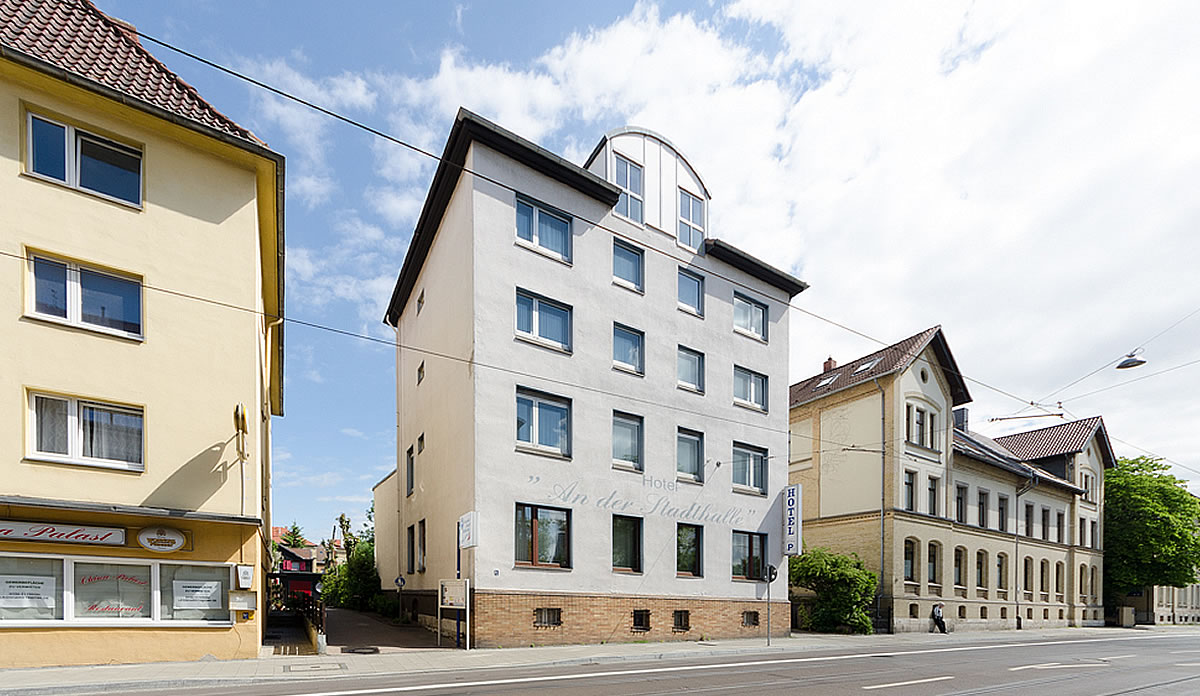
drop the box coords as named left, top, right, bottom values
left=439, top=579, right=468, bottom=609
left=172, top=580, right=222, bottom=609
left=458, top=511, right=477, bottom=549
left=0, top=576, right=56, bottom=608
left=0, top=520, right=125, bottom=546
left=782, top=484, right=801, bottom=556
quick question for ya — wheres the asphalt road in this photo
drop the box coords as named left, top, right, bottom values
left=125, top=632, right=1200, bottom=696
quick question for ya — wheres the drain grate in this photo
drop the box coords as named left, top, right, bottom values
left=342, top=646, right=381, bottom=654
left=284, top=663, right=348, bottom=673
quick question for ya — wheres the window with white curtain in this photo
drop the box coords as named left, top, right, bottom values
left=30, top=392, right=143, bottom=471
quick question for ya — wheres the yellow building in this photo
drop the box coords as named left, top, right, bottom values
left=0, top=1, right=283, bottom=666
left=789, top=327, right=1109, bottom=631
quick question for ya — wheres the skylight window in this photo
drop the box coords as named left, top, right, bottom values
left=852, top=358, right=882, bottom=375
left=815, top=374, right=839, bottom=389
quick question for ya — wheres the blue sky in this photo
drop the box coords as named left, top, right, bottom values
left=95, top=1, right=1200, bottom=543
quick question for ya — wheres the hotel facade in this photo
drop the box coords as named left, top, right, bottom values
left=375, top=110, right=805, bottom=646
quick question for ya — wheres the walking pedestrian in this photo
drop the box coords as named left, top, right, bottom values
left=932, top=602, right=947, bottom=634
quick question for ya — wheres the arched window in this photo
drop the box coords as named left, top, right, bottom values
left=903, top=539, right=917, bottom=582
left=976, top=550, right=988, bottom=588
left=1090, top=566, right=1098, bottom=600
left=1023, top=557, right=1034, bottom=591
left=1055, top=562, right=1064, bottom=596
left=954, top=547, right=966, bottom=587
left=996, top=553, right=1008, bottom=590
left=1040, top=559, right=1050, bottom=593
left=1080, top=564, right=1088, bottom=596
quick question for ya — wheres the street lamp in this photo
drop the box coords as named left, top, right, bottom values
left=1116, top=349, right=1146, bottom=370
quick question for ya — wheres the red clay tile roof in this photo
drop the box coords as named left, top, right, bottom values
left=0, top=0, right=260, bottom=144
left=992, top=416, right=1106, bottom=462
left=790, top=326, right=971, bottom=408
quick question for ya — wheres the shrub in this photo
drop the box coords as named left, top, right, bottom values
left=322, top=540, right=380, bottom=610
left=789, top=548, right=877, bottom=634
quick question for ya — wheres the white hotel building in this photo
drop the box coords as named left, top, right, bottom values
left=373, top=110, right=806, bottom=646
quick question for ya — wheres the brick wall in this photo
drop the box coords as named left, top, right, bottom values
left=471, top=591, right=790, bottom=647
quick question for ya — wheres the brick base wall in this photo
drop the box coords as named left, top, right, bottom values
left=471, top=591, right=790, bottom=648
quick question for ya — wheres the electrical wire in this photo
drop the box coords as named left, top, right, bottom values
left=30, top=3, right=1200, bottom=478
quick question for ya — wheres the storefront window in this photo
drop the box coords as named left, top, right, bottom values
left=73, top=562, right=151, bottom=620
left=0, top=556, right=64, bottom=620
left=161, top=564, right=230, bottom=621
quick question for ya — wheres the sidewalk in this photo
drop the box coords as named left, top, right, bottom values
left=0, top=625, right=1187, bottom=695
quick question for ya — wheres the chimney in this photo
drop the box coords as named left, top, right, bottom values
left=953, top=407, right=968, bottom=432
left=823, top=356, right=837, bottom=372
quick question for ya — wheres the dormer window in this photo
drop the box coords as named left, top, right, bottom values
left=678, top=189, right=704, bottom=251
left=614, top=154, right=643, bottom=223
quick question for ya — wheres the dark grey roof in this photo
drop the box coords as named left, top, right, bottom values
left=704, top=239, right=808, bottom=298
left=953, top=430, right=1084, bottom=493
left=384, top=109, right=621, bottom=326
left=790, top=326, right=971, bottom=408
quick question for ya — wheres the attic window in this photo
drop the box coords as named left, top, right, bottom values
left=815, top=374, right=839, bottom=389
left=852, top=358, right=881, bottom=375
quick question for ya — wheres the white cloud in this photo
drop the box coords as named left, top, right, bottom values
left=278, top=471, right=344, bottom=489
left=261, top=1, right=1200, bottom=482
left=340, top=428, right=366, bottom=438
left=317, top=495, right=372, bottom=504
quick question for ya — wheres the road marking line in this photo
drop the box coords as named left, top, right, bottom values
left=1100, top=654, right=1136, bottom=660
left=273, top=633, right=1200, bottom=696
left=863, top=676, right=954, bottom=690
left=1036, top=664, right=1109, bottom=669
left=1173, top=650, right=1200, bottom=654
left=1009, top=663, right=1060, bottom=671
left=1176, top=662, right=1200, bottom=666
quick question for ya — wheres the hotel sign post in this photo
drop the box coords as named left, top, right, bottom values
left=770, top=484, right=802, bottom=647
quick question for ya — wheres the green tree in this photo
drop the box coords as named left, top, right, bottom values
left=790, top=548, right=877, bottom=634
left=360, top=502, right=376, bottom=546
left=1104, top=456, right=1200, bottom=598
left=280, top=521, right=307, bottom=547
left=322, top=540, right=380, bottom=611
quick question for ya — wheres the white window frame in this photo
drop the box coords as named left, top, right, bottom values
left=733, top=365, right=768, bottom=412
left=677, top=268, right=705, bottom=317
left=613, top=153, right=643, bottom=224
left=612, top=323, right=645, bottom=374
left=0, top=550, right=233, bottom=627
left=677, top=346, right=705, bottom=394
left=27, top=391, right=144, bottom=472
left=612, top=411, right=644, bottom=472
left=733, top=293, right=768, bottom=342
left=25, top=112, right=143, bottom=208
left=26, top=253, right=143, bottom=340
left=515, top=198, right=572, bottom=262
left=678, top=188, right=704, bottom=251
left=516, top=389, right=572, bottom=457
left=612, top=239, right=644, bottom=292
left=515, top=289, right=572, bottom=352
left=677, top=428, right=704, bottom=482
left=732, top=443, right=768, bottom=494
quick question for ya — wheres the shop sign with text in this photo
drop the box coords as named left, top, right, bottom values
left=0, top=520, right=125, bottom=546
left=137, top=527, right=186, bottom=553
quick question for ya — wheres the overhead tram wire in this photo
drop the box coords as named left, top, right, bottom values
left=1034, top=303, right=1200, bottom=405
left=92, top=13, right=1065, bottom=423
left=54, top=9, right=1192, bottom=467
left=0, top=248, right=854, bottom=453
